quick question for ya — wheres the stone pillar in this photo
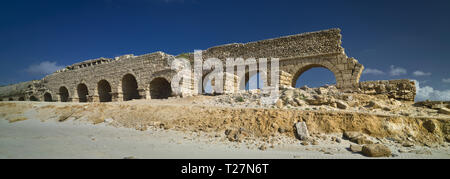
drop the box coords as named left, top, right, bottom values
left=138, top=88, right=147, bottom=100
left=72, top=97, right=80, bottom=103
left=279, top=70, right=293, bottom=87
left=113, top=92, right=123, bottom=102
left=92, top=95, right=100, bottom=102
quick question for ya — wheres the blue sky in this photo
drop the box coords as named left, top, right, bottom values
left=1, top=0, right=449, bottom=100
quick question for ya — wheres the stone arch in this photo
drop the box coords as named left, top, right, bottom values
left=292, top=64, right=337, bottom=88
left=291, top=63, right=339, bottom=88
left=202, top=70, right=217, bottom=94
left=77, top=83, right=89, bottom=102
left=239, top=69, right=268, bottom=91
left=98, top=80, right=112, bottom=102
left=29, top=96, right=38, bottom=101
left=18, top=97, right=25, bottom=101
left=150, top=77, right=172, bottom=99
left=59, top=86, right=70, bottom=102
left=44, top=93, right=52, bottom=102
left=122, top=74, right=140, bottom=101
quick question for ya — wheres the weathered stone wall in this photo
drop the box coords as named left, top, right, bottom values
left=201, top=28, right=364, bottom=89
left=1, top=28, right=367, bottom=102
left=0, top=80, right=44, bottom=101
left=359, top=79, right=416, bottom=101
left=42, top=52, right=176, bottom=102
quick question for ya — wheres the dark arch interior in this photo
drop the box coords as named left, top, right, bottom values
left=18, top=97, right=25, bottom=101
left=98, top=80, right=112, bottom=102
left=122, top=74, right=140, bottom=101
left=59, top=87, right=69, bottom=102
left=9, top=98, right=13, bottom=101
left=293, top=65, right=336, bottom=88
left=29, top=96, right=38, bottom=101
left=44, top=93, right=52, bottom=102
left=77, top=84, right=89, bottom=102
left=150, top=78, right=172, bottom=99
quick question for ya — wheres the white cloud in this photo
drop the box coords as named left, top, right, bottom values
left=413, top=80, right=450, bottom=101
left=362, top=68, right=385, bottom=75
left=443, top=78, right=450, bottom=83
left=413, top=70, right=431, bottom=77
left=25, top=61, right=64, bottom=75
left=389, top=65, right=407, bottom=76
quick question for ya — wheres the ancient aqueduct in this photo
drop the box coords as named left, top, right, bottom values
left=0, top=28, right=416, bottom=102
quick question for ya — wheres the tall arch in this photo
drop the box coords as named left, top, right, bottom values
left=122, top=74, right=140, bottom=101
left=59, top=86, right=69, bottom=102
left=18, top=97, right=25, bottom=101
left=77, top=83, right=89, bottom=102
left=98, top=80, right=112, bottom=102
left=8, top=98, right=13, bottom=101
left=150, top=77, right=172, bottom=99
left=44, top=93, right=52, bottom=102
left=291, top=64, right=337, bottom=88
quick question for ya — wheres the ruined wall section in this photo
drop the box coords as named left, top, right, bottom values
left=201, top=28, right=363, bottom=89
left=359, top=79, right=416, bottom=101
left=0, top=80, right=44, bottom=101
left=43, top=52, right=175, bottom=102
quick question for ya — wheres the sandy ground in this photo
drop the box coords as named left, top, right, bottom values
left=0, top=110, right=449, bottom=159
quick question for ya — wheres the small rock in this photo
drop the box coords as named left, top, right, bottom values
left=398, top=149, right=408, bottom=153
left=271, top=123, right=279, bottom=129
left=438, top=107, right=450, bottom=115
left=312, top=140, right=319, bottom=145
left=423, top=119, right=437, bottom=133
left=351, top=136, right=374, bottom=145
left=402, top=142, right=414, bottom=147
left=275, top=99, right=284, bottom=108
left=361, top=144, right=391, bottom=157
left=331, top=136, right=337, bottom=142
left=258, top=145, right=267, bottom=151
left=336, top=138, right=342, bottom=143
left=295, top=122, right=310, bottom=140
left=366, top=101, right=382, bottom=109
left=278, top=127, right=286, bottom=133
left=104, top=118, right=114, bottom=123
left=336, top=100, right=348, bottom=110
left=349, top=144, right=362, bottom=153
left=301, top=141, right=309, bottom=146
left=343, top=131, right=362, bottom=140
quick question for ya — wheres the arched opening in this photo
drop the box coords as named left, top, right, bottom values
left=44, top=93, right=52, bottom=102
left=77, top=83, right=89, bottom=102
left=292, top=65, right=336, bottom=88
left=202, top=72, right=218, bottom=94
left=150, top=77, right=172, bottom=99
left=244, top=72, right=265, bottom=90
left=98, top=80, right=112, bottom=102
left=29, top=96, right=38, bottom=101
left=8, top=98, right=13, bottom=101
left=18, top=97, right=25, bottom=101
left=59, top=86, right=69, bottom=102
left=122, top=74, right=140, bottom=101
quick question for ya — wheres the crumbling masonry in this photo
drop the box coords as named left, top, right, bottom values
left=0, top=28, right=416, bottom=102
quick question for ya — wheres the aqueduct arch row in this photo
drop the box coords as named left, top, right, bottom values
left=2, top=29, right=370, bottom=102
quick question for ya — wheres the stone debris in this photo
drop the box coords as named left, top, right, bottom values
left=295, top=122, right=310, bottom=141
left=349, top=144, right=363, bottom=153
left=361, top=144, right=392, bottom=157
